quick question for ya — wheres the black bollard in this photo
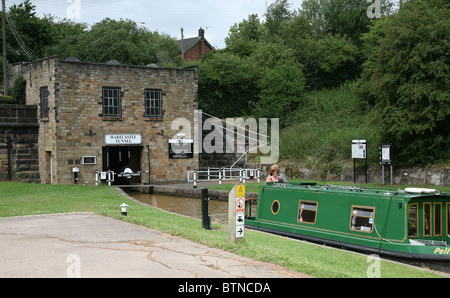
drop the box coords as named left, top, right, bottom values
left=201, top=188, right=212, bottom=230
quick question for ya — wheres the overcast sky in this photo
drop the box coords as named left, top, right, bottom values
left=5, top=0, right=305, bottom=49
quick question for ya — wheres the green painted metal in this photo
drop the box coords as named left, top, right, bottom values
left=245, top=182, right=450, bottom=261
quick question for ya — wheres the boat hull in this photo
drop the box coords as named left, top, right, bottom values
left=246, top=220, right=450, bottom=262
left=245, top=182, right=450, bottom=264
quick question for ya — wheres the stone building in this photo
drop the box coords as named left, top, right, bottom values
left=11, top=56, right=199, bottom=185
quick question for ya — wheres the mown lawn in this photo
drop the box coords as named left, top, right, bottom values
left=0, top=182, right=445, bottom=278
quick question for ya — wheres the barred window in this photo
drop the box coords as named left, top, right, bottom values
left=102, top=87, right=121, bottom=117
left=39, top=87, right=49, bottom=119
left=144, top=89, right=162, bottom=118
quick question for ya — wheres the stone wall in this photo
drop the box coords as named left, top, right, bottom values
left=16, top=57, right=199, bottom=185
left=253, top=161, right=450, bottom=187
left=0, top=105, right=40, bottom=183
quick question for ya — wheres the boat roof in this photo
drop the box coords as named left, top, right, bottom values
left=263, top=182, right=449, bottom=200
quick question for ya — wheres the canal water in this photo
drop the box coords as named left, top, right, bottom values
left=129, top=193, right=257, bottom=225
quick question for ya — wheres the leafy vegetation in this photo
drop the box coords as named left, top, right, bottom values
left=280, top=82, right=382, bottom=165
left=356, top=0, right=450, bottom=165
left=1, top=0, right=180, bottom=66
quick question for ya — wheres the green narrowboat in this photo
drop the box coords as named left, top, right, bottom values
left=245, top=182, right=450, bottom=262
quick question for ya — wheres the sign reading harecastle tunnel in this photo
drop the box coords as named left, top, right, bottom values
left=105, top=134, right=142, bottom=145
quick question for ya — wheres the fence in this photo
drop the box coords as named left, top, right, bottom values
left=187, top=167, right=261, bottom=188
left=94, top=170, right=151, bottom=186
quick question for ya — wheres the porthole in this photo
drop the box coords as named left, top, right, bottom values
left=271, top=200, right=280, bottom=215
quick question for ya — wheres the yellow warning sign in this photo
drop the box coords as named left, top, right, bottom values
left=236, top=185, right=245, bottom=198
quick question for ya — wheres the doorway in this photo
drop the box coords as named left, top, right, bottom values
left=102, top=146, right=142, bottom=185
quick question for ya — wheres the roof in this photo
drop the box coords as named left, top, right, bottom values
left=175, top=36, right=214, bottom=54
left=263, top=182, right=449, bottom=200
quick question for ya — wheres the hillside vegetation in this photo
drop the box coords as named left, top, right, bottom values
left=280, top=82, right=382, bottom=166
left=197, top=0, right=449, bottom=167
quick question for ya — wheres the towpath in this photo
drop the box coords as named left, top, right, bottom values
left=0, top=213, right=310, bottom=278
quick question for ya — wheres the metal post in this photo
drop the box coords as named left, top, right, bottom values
left=365, top=157, right=368, bottom=184
left=382, top=165, right=385, bottom=185
left=95, top=170, right=99, bottom=186
left=390, top=164, right=393, bottom=185
left=193, top=170, right=197, bottom=188
left=6, top=136, right=11, bottom=181
left=201, top=188, right=211, bottom=230
left=2, top=0, right=8, bottom=96
left=219, top=168, right=222, bottom=185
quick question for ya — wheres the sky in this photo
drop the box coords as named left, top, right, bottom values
left=5, top=0, right=305, bottom=49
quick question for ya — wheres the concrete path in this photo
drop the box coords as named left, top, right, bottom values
left=0, top=213, right=310, bottom=278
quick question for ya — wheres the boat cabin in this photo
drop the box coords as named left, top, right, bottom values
left=246, top=182, right=450, bottom=261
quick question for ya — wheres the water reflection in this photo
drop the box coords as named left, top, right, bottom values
left=129, top=193, right=256, bottom=225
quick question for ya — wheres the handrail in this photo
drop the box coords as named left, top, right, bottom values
left=187, top=167, right=261, bottom=187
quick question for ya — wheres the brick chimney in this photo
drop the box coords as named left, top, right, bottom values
left=199, top=27, right=205, bottom=59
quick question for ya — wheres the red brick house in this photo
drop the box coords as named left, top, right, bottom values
left=176, top=28, right=214, bottom=62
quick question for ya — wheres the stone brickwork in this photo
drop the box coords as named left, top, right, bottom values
left=15, top=57, right=199, bottom=185
left=0, top=105, right=40, bottom=183
left=266, top=161, right=450, bottom=187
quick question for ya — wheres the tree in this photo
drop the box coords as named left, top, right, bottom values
left=254, top=63, right=305, bottom=126
left=43, top=18, right=87, bottom=59
left=225, top=14, right=263, bottom=57
left=3, top=0, right=54, bottom=62
left=198, top=52, right=259, bottom=118
left=265, top=0, right=293, bottom=37
left=69, top=18, right=179, bottom=66
left=357, top=0, right=450, bottom=165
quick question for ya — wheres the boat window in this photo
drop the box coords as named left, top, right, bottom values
left=350, top=206, right=375, bottom=233
left=434, top=203, right=442, bottom=237
left=271, top=200, right=280, bottom=215
left=424, top=203, right=431, bottom=237
left=408, top=204, right=418, bottom=237
left=298, top=201, right=318, bottom=224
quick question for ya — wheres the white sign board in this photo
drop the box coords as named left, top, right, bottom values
left=236, top=196, right=245, bottom=238
left=229, top=185, right=246, bottom=243
left=380, top=144, right=392, bottom=164
left=105, top=134, right=142, bottom=145
left=352, top=140, right=367, bottom=159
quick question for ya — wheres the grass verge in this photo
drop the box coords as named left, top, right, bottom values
left=0, top=182, right=444, bottom=278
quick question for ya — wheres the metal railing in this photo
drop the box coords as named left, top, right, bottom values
left=187, top=167, right=261, bottom=187
left=94, top=170, right=150, bottom=186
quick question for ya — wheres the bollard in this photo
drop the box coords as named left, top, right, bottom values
left=193, top=170, right=197, bottom=189
left=120, top=203, right=128, bottom=216
left=201, top=188, right=211, bottom=230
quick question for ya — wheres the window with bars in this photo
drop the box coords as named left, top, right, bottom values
left=39, top=86, right=49, bottom=119
left=102, top=87, right=121, bottom=117
left=144, top=89, right=162, bottom=118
